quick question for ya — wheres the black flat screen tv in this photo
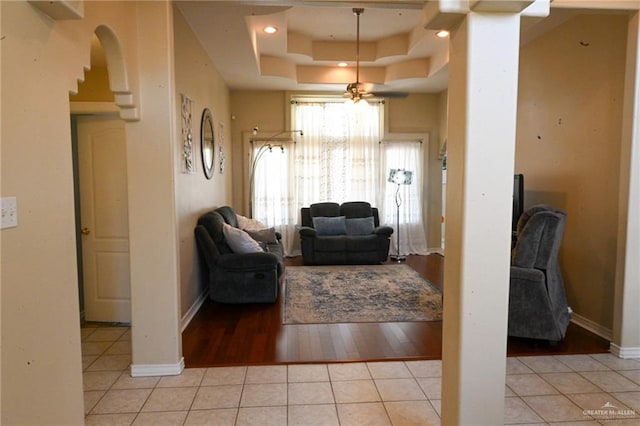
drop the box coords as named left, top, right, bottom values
left=513, top=174, right=524, bottom=233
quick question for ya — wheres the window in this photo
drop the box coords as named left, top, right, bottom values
left=380, top=140, right=429, bottom=255
left=251, top=97, right=427, bottom=256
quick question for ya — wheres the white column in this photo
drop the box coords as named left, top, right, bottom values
left=613, top=11, right=640, bottom=359
left=128, top=1, right=184, bottom=376
left=434, top=3, right=533, bottom=424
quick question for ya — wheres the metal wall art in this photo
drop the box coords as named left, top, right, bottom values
left=180, top=94, right=196, bottom=174
left=218, top=122, right=226, bottom=174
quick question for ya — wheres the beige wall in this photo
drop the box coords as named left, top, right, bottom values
left=516, top=13, right=628, bottom=331
left=433, top=90, right=448, bottom=249
left=1, top=0, right=188, bottom=421
left=70, top=66, right=114, bottom=102
left=0, top=1, right=139, bottom=423
left=173, top=7, right=232, bottom=317
left=1, top=1, right=4, bottom=416
left=229, top=91, right=444, bottom=247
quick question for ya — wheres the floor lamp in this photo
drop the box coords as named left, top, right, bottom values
left=388, top=168, right=413, bottom=262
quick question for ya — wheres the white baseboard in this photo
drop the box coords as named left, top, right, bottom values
left=182, top=290, right=208, bottom=332
left=130, top=357, right=185, bottom=377
left=127, top=292, right=204, bottom=378
left=610, top=343, right=640, bottom=359
left=570, top=312, right=613, bottom=341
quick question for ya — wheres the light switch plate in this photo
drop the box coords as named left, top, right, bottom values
left=1, top=197, right=18, bottom=229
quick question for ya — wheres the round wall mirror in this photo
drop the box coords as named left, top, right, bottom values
left=200, top=108, right=215, bottom=179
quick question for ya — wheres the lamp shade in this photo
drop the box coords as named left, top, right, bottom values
left=388, top=168, right=413, bottom=185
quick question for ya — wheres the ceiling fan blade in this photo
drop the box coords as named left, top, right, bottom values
left=345, top=82, right=359, bottom=93
left=370, top=91, right=409, bottom=99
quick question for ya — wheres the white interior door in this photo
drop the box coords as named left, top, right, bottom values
left=77, top=116, right=131, bottom=323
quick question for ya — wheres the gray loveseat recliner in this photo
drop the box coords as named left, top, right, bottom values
left=299, top=201, right=393, bottom=265
left=194, top=206, right=283, bottom=303
left=508, top=205, right=571, bottom=341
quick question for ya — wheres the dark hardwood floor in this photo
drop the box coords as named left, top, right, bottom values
left=182, top=254, right=609, bottom=368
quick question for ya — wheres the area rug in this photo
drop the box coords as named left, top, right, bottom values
left=283, top=264, right=442, bottom=324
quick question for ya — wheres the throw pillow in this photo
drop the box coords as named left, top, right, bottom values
left=222, top=223, right=264, bottom=253
left=246, top=227, right=278, bottom=244
left=235, top=214, right=267, bottom=231
left=345, top=216, right=375, bottom=235
left=313, top=216, right=347, bottom=236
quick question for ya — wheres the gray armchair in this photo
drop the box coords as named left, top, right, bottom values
left=299, top=201, right=393, bottom=265
left=508, top=205, right=571, bottom=341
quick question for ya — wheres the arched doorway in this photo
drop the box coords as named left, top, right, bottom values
left=70, top=28, right=142, bottom=414
left=71, top=33, right=132, bottom=324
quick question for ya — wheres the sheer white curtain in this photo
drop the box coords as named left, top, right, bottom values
left=251, top=140, right=297, bottom=252
left=380, top=140, right=429, bottom=256
left=293, top=100, right=381, bottom=208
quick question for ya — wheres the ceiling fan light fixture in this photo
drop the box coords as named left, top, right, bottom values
left=436, top=30, right=449, bottom=38
left=263, top=26, right=278, bottom=34
left=346, top=94, right=362, bottom=104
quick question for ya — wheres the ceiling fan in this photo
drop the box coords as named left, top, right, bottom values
left=344, top=8, right=409, bottom=102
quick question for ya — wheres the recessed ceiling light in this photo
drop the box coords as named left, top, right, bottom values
left=264, top=26, right=278, bottom=34
left=338, top=62, right=348, bottom=67
left=436, top=30, right=449, bottom=38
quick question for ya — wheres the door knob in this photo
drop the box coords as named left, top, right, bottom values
left=81, top=227, right=91, bottom=235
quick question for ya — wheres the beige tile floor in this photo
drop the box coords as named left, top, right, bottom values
left=82, top=325, right=640, bottom=425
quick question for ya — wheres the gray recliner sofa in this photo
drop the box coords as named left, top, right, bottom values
left=299, top=201, right=393, bottom=265
left=194, top=206, right=283, bottom=303
left=508, top=205, right=572, bottom=341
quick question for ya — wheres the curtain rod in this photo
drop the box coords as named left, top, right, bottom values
left=250, top=137, right=297, bottom=143
left=291, top=99, right=385, bottom=105
left=379, top=138, right=423, bottom=144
